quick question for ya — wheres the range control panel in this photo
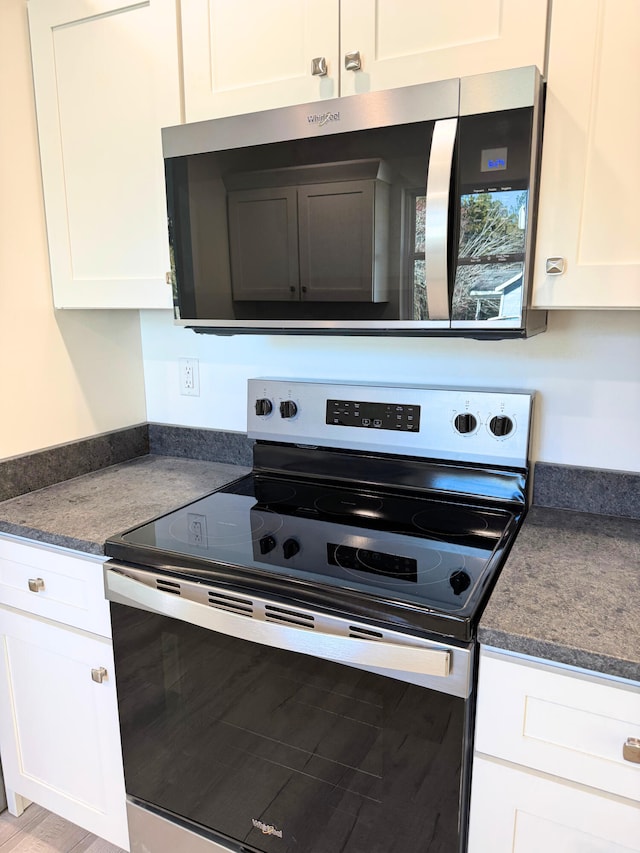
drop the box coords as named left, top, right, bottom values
left=327, top=399, right=421, bottom=432
left=248, top=379, right=534, bottom=467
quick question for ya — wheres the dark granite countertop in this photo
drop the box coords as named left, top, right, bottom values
left=0, top=448, right=638, bottom=683
left=479, top=506, right=640, bottom=682
left=0, top=455, right=249, bottom=555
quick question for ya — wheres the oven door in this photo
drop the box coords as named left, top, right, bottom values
left=106, top=563, right=474, bottom=853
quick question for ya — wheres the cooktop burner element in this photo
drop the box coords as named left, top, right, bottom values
left=412, top=505, right=491, bottom=538
left=106, top=379, right=533, bottom=640
left=314, top=492, right=385, bottom=517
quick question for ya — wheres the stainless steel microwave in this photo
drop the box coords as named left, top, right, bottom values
left=162, top=66, right=546, bottom=338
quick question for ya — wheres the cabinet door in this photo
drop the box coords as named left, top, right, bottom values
left=468, top=756, right=640, bottom=852
left=28, top=0, right=180, bottom=309
left=0, top=609, right=129, bottom=850
left=228, top=188, right=300, bottom=301
left=532, top=0, right=640, bottom=308
left=339, top=0, right=548, bottom=97
left=298, top=180, right=388, bottom=302
left=475, top=651, right=640, bottom=802
left=181, top=0, right=340, bottom=121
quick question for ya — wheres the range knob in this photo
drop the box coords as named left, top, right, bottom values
left=454, top=413, right=477, bottom=434
left=279, top=400, right=298, bottom=419
left=282, top=538, right=300, bottom=559
left=489, top=415, right=514, bottom=437
left=255, top=398, right=273, bottom=416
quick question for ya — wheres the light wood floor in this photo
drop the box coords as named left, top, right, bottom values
left=0, top=804, right=125, bottom=853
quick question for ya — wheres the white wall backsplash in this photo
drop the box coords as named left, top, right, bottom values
left=140, top=309, right=640, bottom=473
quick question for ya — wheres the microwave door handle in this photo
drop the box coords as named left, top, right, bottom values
left=106, top=568, right=451, bottom=679
left=424, top=118, right=457, bottom=321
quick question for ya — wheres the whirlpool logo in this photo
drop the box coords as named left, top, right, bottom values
left=307, top=110, right=340, bottom=127
left=252, top=818, right=283, bottom=838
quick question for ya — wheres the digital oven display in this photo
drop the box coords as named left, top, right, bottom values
left=326, top=399, right=420, bottom=432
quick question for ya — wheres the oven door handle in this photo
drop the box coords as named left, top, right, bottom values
left=106, top=567, right=453, bottom=679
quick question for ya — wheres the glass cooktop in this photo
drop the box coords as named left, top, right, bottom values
left=112, top=473, right=517, bottom=619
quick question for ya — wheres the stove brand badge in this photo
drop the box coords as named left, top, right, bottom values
left=307, top=110, right=340, bottom=128
left=252, top=818, right=283, bottom=838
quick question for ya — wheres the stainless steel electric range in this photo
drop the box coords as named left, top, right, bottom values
left=105, top=378, right=534, bottom=853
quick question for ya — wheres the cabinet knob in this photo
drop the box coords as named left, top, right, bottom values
left=28, top=577, right=45, bottom=593
left=344, top=50, right=362, bottom=71
left=91, top=667, right=108, bottom=684
left=545, top=257, right=565, bottom=275
left=311, top=56, right=328, bottom=77
left=623, top=737, right=640, bottom=764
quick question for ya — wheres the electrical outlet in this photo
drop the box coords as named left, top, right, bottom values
left=179, top=358, right=200, bottom=396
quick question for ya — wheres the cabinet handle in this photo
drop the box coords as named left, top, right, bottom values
left=91, top=667, right=108, bottom=684
left=545, top=257, right=565, bottom=275
left=311, top=56, right=327, bottom=77
left=344, top=51, right=362, bottom=71
left=623, top=737, right=640, bottom=764
left=28, top=577, right=45, bottom=593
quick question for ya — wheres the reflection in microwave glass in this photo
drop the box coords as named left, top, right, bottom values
left=328, top=543, right=417, bottom=582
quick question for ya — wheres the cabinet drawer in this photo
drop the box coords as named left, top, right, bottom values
left=0, top=537, right=110, bottom=637
left=475, top=650, right=640, bottom=801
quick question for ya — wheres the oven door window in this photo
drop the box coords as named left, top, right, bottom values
left=112, top=603, right=468, bottom=853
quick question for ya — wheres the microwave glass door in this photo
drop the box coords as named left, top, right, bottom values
left=166, top=120, right=449, bottom=328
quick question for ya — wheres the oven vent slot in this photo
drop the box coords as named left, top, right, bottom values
left=349, top=626, right=383, bottom=641
left=264, top=605, right=315, bottom=629
left=156, top=578, right=181, bottom=595
left=208, top=591, right=253, bottom=617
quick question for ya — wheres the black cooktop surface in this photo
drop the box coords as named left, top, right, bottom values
left=107, top=472, right=522, bottom=639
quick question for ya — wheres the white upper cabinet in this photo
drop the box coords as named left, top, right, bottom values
left=339, top=0, right=548, bottom=97
left=181, top=0, right=340, bottom=121
left=532, top=0, right=640, bottom=308
left=28, top=0, right=180, bottom=309
left=181, top=0, right=549, bottom=121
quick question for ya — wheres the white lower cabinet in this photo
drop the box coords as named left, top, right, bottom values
left=469, top=648, right=640, bottom=852
left=469, top=756, right=640, bottom=852
left=0, top=535, right=128, bottom=850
